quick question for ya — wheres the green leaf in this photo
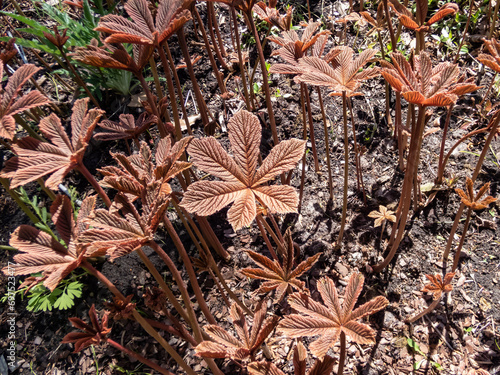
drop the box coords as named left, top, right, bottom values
left=54, top=281, right=83, bottom=310
left=432, top=361, right=444, bottom=370
left=0, top=36, right=60, bottom=56
left=407, top=337, right=424, bottom=355
left=0, top=11, right=51, bottom=33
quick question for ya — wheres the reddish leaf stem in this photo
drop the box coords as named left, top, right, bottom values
left=176, top=28, right=212, bottom=128
left=135, top=248, right=191, bottom=325
left=193, top=7, right=227, bottom=93
left=372, top=105, right=427, bottom=272
left=442, top=111, right=500, bottom=266
left=107, top=338, right=175, bottom=375
left=164, top=41, right=192, bottom=135
left=303, top=85, right=320, bottom=172
left=230, top=6, right=252, bottom=110
left=162, top=215, right=217, bottom=325
left=337, top=91, right=350, bottom=248
left=76, top=164, right=111, bottom=208
left=406, top=298, right=441, bottom=323
left=452, top=208, right=472, bottom=272
left=256, top=214, right=279, bottom=261
left=338, top=331, right=346, bottom=375
left=317, top=88, right=334, bottom=201
left=244, top=11, right=280, bottom=153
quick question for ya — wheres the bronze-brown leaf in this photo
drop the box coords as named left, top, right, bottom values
left=78, top=192, right=169, bottom=260
left=72, top=40, right=154, bottom=76
left=253, top=1, right=293, bottom=31
left=95, top=0, right=191, bottom=47
left=478, top=39, right=500, bottom=74
left=368, top=205, right=396, bottom=227
left=241, top=227, right=321, bottom=303
left=62, top=305, right=111, bottom=352
left=98, top=136, right=192, bottom=200
left=278, top=273, right=388, bottom=359
left=195, top=302, right=279, bottom=362
left=388, top=0, right=457, bottom=32
left=95, top=112, right=157, bottom=141
left=294, top=46, right=379, bottom=97
left=380, top=52, right=479, bottom=107
left=0, top=62, right=50, bottom=140
left=455, top=177, right=497, bottom=210
left=181, top=110, right=305, bottom=231
left=421, top=273, right=455, bottom=300
left=1, top=98, right=104, bottom=189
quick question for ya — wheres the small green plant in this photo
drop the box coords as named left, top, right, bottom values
left=112, top=364, right=148, bottom=375
left=1, top=272, right=84, bottom=312
left=406, top=338, right=443, bottom=370
left=26, top=274, right=84, bottom=312
left=17, top=186, right=56, bottom=238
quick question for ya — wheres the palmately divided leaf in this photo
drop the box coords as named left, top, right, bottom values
left=1, top=98, right=104, bottom=189
left=78, top=193, right=167, bottom=260
left=195, top=302, right=277, bottom=362
left=278, top=273, right=388, bottom=359
left=182, top=110, right=305, bottom=231
left=242, top=228, right=320, bottom=302
left=0, top=63, right=50, bottom=140
left=294, top=47, right=378, bottom=97
left=95, top=0, right=191, bottom=47
left=382, top=51, right=474, bottom=107
left=455, top=177, right=497, bottom=210
left=62, top=305, right=110, bottom=352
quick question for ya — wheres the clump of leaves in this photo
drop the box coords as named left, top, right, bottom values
left=379, top=51, right=479, bottom=107
left=95, top=0, right=191, bottom=48
left=98, top=136, right=192, bottom=200
left=78, top=192, right=169, bottom=261
left=278, top=273, right=388, bottom=374
left=406, top=273, right=454, bottom=323
left=292, top=46, right=378, bottom=245
left=267, top=21, right=330, bottom=64
left=1, top=195, right=96, bottom=292
left=241, top=227, right=321, bottom=303
left=62, top=304, right=111, bottom=352
left=181, top=110, right=305, bottom=231
left=294, top=47, right=378, bottom=97
left=195, top=301, right=279, bottom=362
left=373, top=52, right=479, bottom=273
left=0, top=62, right=50, bottom=140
